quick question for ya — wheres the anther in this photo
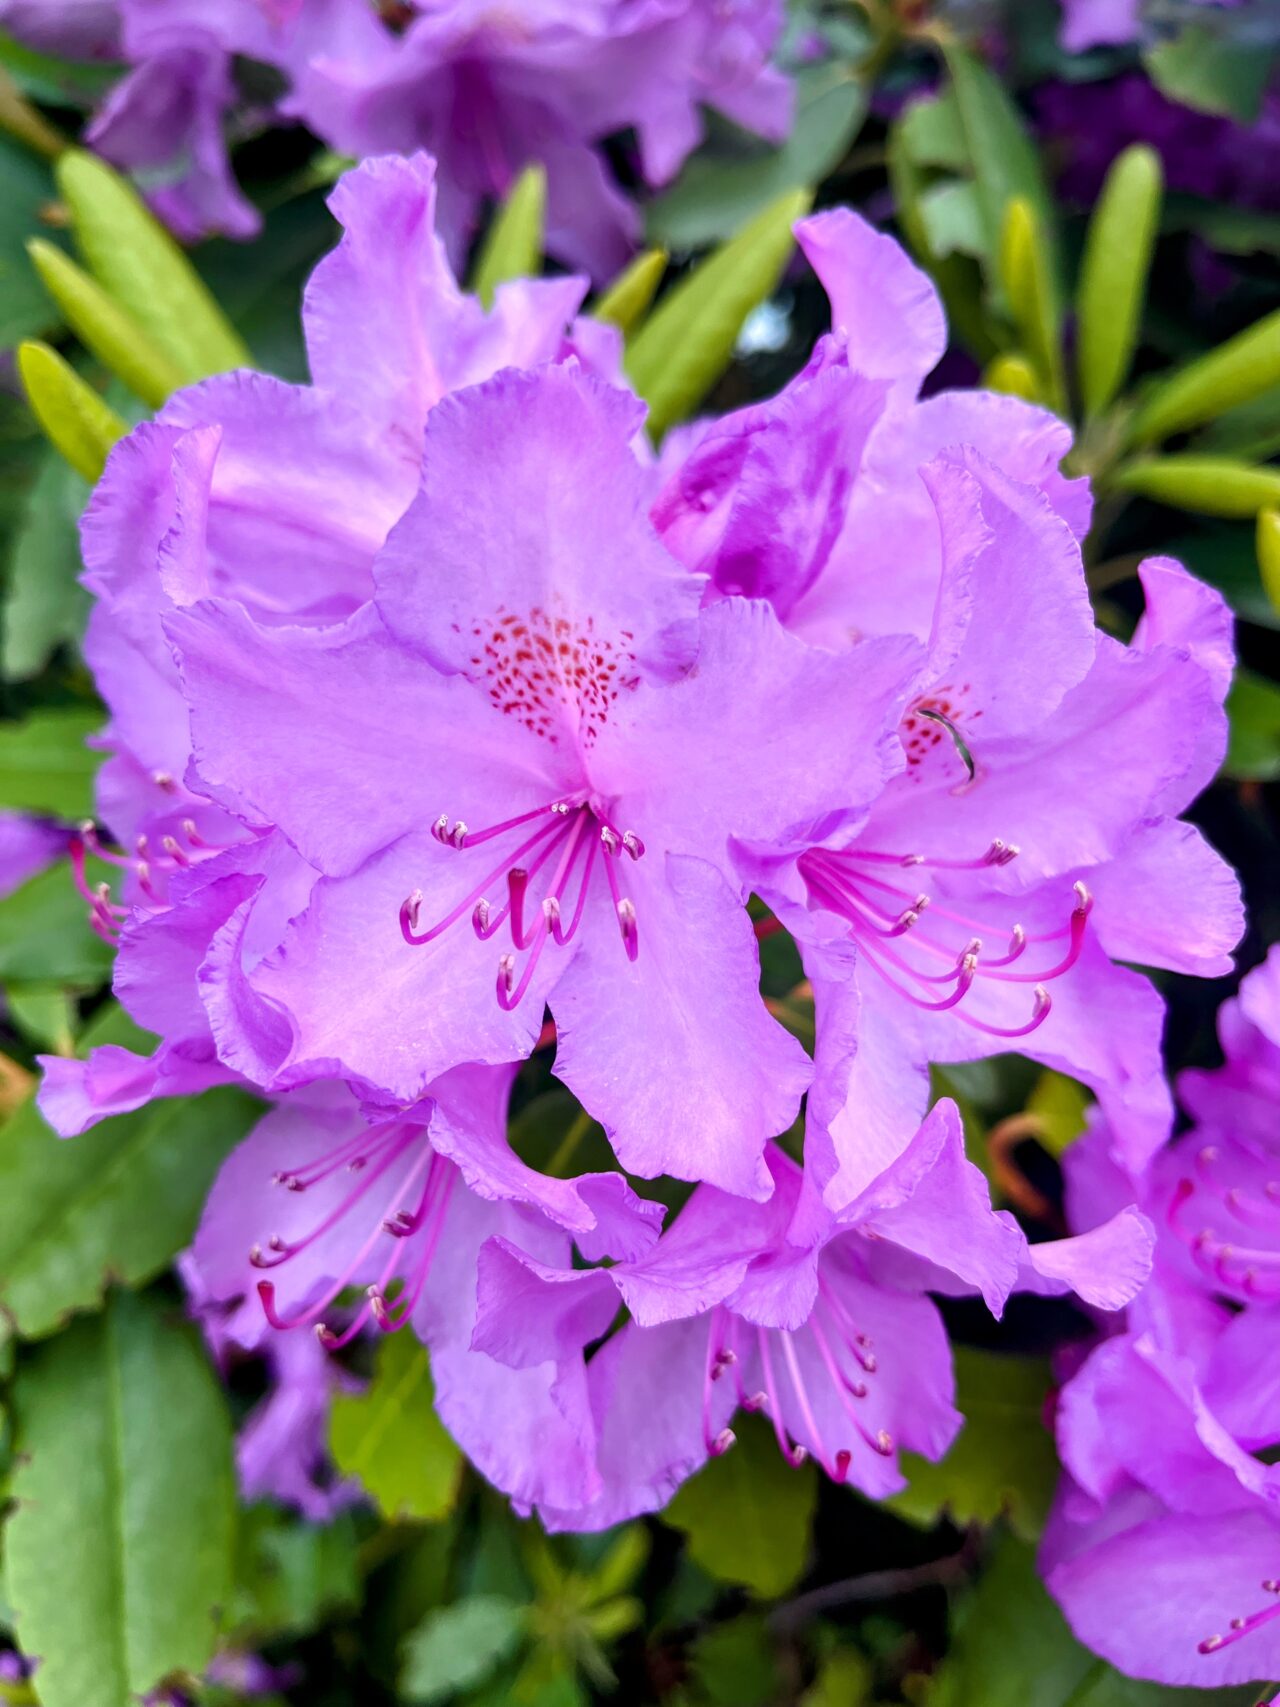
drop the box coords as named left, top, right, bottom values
left=617, top=898, right=638, bottom=959
left=473, top=899, right=491, bottom=934
left=873, top=1429, right=894, bottom=1456
left=711, top=1427, right=736, bottom=1456
left=622, top=830, right=645, bottom=860
left=497, top=954, right=516, bottom=1001
left=161, top=835, right=191, bottom=867
left=599, top=825, right=620, bottom=855
left=401, top=889, right=423, bottom=935
left=152, top=770, right=177, bottom=793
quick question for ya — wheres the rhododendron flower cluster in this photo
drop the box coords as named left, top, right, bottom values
left=0, top=0, right=789, bottom=270
left=35, top=152, right=1239, bottom=1525
left=1043, top=947, right=1280, bottom=1691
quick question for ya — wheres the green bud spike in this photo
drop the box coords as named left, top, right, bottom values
left=1076, top=144, right=1163, bottom=421
left=1258, top=508, right=1280, bottom=616
left=17, top=340, right=127, bottom=484
left=1112, top=455, right=1280, bottom=518
left=593, top=248, right=668, bottom=340
left=470, top=164, right=546, bottom=309
left=27, top=239, right=185, bottom=408
left=998, top=196, right=1066, bottom=416
left=55, top=150, right=249, bottom=384
left=1128, top=306, right=1280, bottom=447
left=626, top=188, right=810, bottom=443
left=982, top=352, right=1042, bottom=403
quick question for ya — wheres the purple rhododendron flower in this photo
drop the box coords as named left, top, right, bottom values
left=1060, top=0, right=1243, bottom=51
left=282, top=0, right=791, bottom=276
left=0, top=0, right=789, bottom=267
left=0, top=813, right=68, bottom=899
left=656, top=209, right=1241, bottom=1192
left=1042, top=948, right=1280, bottom=1691
left=464, top=1099, right=1151, bottom=1528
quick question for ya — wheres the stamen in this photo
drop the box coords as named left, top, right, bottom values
left=757, top=1329, right=807, bottom=1467
left=1198, top=1582, right=1280, bottom=1654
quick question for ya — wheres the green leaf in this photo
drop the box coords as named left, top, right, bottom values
left=592, top=248, right=668, bottom=339
left=27, top=238, right=185, bottom=406
left=1, top=451, right=89, bottom=679
left=0, top=855, right=113, bottom=987
left=1112, top=456, right=1280, bottom=518
left=1225, top=667, right=1280, bottom=782
left=0, top=704, right=99, bottom=816
left=471, top=165, right=546, bottom=309
left=5, top=1289, right=236, bottom=1707
left=1259, top=509, right=1280, bottom=616
left=663, top=1412, right=816, bottom=1597
left=626, top=188, right=808, bottom=441
left=889, top=1348, right=1058, bottom=1542
left=983, top=350, right=1042, bottom=402
left=1156, top=522, right=1280, bottom=630
left=1129, top=308, right=1280, bottom=446
left=1144, top=25, right=1274, bottom=123
left=226, top=1506, right=361, bottom=1645
left=687, top=1613, right=781, bottom=1707
left=329, top=1330, right=464, bottom=1522
left=937, top=41, right=1058, bottom=298
left=400, top=1595, right=526, bottom=1704
left=999, top=196, right=1065, bottom=414
left=16, top=339, right=126, bottom=483
left=928, top=1532, right=1257, bottom=1707
left=0, top=134, right=59, bottom=349
left=55, top=149, right=249, bottom=383
left=0, top=1017, right=261, bottom=1337
left=2, top=983, right=77, bottom=1053
left=646, top=61, right=867, bottom=250
left=1026, top=1069, right=1090, bottom=1156
left=1076, top=145, right=1163, bottom=419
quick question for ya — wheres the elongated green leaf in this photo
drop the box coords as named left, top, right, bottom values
left=401, top=1596, right=526, bottom=1704
left=471, top=165, right=546, bottom=309
left=55, top=149, right=249, bottom=382
left=1258, top=508, right=1280, bottom=615
left=889, top=1348, right=1058, bottom=1541
left=17, top=339, right=125, bottom=482
left=1226, top=667, right=1280, bottom=782
left=0, top=134, right=59, bottom=348
left=5, top=1289, right=236, bottom=1707
left=1144, top=24, right=1273, bottom=123
left=0, top=1007, right=260, bottom=1337
left=1, top=452, right=89, bottom=680
left=1077, top=145, right=1163, bottom=418
left=1130, top=308, right=1280, bottom=446
left=329, top=1330, right=464, bottom=1522
left=663, top=1413, right=816, bottom=1597
left=627, top=189, right=808, bottom=441
left=227, top=1506, right=361, bottom=1646
left=0, top=704, right=99, bottom=815
left=593, top=248, right=667, bottom=338
left=1112, top=456, right=1280, bottom=518
left=646, top=60, right=867, bottom=251
left=938, top=41, right=1058, bottom=293
left=27, top=238, right=184, bottom=406
left=999, top=196, right=1065, bottom=414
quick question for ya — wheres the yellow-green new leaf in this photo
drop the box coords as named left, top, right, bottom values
left=1258, top=507, right=1280, bottom=615
left=1112, top=455, right=1280, bottom=517
left=1076, top=144, right=1162, bottom=419
left=1129, top=305, right=1280, bottom=446
left=999, top=196, right=1065, bottom=414
left=983, top=351, right=1042, bottom=402
left=17, top=339, right=125, bottom=483
left=27, top=238, right=184, bottom=407
left=329, top=1330, right=463, bottom=1522
left=55, top=149, right=249, bottom=382
left=593, top=247, right=667, bottom=338
left=626, top=188, right=809, bottom=441
left=471, top=164, right=546, bottom=308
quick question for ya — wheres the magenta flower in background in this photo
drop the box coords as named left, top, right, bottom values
left=283, top=0, right=792, bottom=276
left=0, top=0, right=790, bottom=267
left=1042, top=948, right=1280, bottom=1692
left=657, top=208, right=1242, bottom=1196
left=1060, top=0, right=1245, bottom=52
left=0, top=813, right=68, bottom=899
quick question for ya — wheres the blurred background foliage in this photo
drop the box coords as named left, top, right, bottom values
left=1, top=1, right=1278, bottom=1703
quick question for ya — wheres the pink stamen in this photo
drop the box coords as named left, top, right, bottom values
left=1199, top=1582, right=1280, bottom=1655
left=757, top=1328, right=807, bottom=1467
